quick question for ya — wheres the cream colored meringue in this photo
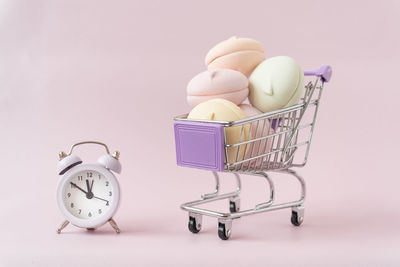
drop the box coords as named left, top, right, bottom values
left=188, top=99, right=249, bottom=164
left=248, top=56, right=304, bottom=113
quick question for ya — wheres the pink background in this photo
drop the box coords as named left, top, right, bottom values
left=1, top=0, right=399, bottom=266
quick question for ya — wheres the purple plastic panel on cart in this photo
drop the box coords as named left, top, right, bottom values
left=174, top=121, right=225, bottom=171
left=304, top=65, right=332, bottom=82
left=271, top=118, right=282, bottom=130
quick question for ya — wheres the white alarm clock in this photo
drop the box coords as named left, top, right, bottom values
left=56, top=141, right=122, bottom=234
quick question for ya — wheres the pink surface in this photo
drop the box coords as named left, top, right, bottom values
left=1, top=0, right=400, bottom=266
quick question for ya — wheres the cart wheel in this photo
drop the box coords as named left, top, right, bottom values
left=229, top=197, right=240, bottom=213
left=188, top=216, right=201, bottom=234
left=218, top=221, right=231, bottom=240
left=291, top=210, right=303, bottom=226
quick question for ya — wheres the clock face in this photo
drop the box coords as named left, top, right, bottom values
left=63, top=170, right=113, bottom=220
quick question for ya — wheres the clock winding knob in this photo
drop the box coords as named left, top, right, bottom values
left=112, top=151, right=120, bottom=160
left=59, top=151, right=67, bottom=160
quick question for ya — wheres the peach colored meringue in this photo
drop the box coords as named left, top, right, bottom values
left=186, top=69, right=249, bottom=108
left=205, top=36, right=265, bottom=77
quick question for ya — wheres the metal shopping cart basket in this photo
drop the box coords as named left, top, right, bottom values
left=173, top=65, right=332, bottom=240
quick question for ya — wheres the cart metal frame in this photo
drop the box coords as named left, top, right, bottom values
left=174, top=65, right=332, bottom=240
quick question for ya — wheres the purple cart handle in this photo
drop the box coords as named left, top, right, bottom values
left=304, top=65, right=332, bottom=82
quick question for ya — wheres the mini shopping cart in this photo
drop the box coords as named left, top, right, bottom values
left=173, top=65, right=332, bottom=240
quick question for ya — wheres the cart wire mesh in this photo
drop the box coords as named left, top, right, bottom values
left=224, top=76, right=324, bottom=173
left=175, top=74, right=325, bottom=174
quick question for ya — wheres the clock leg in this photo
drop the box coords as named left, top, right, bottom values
left=56, top=220, right=70, bottom=234
left=108, top=218, right=121, bottom=234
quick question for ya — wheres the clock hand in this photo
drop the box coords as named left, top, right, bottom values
left=86, top=179, right=91, bottom=193
left=93, top=196, right=109, bottom=203
left=70, top=182, right=88, bottom=195
left=90, top=180, right=94, bottom=192
left=85, top=179, right=94, bottom=199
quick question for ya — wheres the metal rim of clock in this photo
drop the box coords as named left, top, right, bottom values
left=56, top=163, right=120, bottom=229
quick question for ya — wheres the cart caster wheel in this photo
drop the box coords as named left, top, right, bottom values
left=188, top=214, right=202, bottom=234
left=229, top=197, right=240, bottom=213
left=291, top=206, right=304, bottom=226
left=218, top=220, right=232, bottom=240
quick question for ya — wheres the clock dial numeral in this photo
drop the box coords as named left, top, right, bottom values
left=71, top=203, right=74, bottom=208
left=78, top=209, right=82, bottom=214
left=98, top=209, right=102, bottom=214
left=105, top=181, right=109, bottom=186
left=87, top=172, right=93, bottom=178
left=109, top=191, right=112, bottom=196
left=98, top=174, right=101, bottom=179
left=106, top=201, right=109, bottom=206
left=67, top=193, right=71, bottom=198
left=78, top=175, right=83, bottom=181
left=88, top=212, right=92, bottom=217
